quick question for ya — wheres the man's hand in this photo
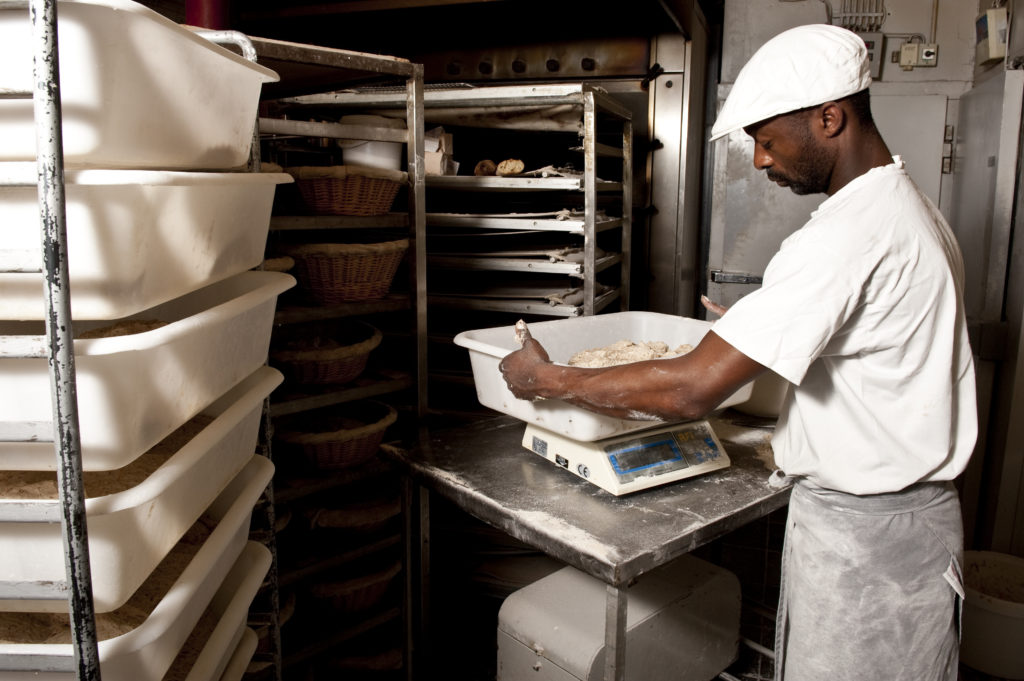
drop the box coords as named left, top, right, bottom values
left=701, top=295, right=728, bottom=318
left=500, top=320, right=552, bottom=401
left=497, top=316, right=765, bottom=422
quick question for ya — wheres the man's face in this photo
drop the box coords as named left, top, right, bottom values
left=744, top=111, right=833, bottom=196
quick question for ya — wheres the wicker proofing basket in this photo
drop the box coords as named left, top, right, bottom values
left=276, top=400, right=398, bottom=470
left=284, top=239, right=409, bottom=304
left=285, top=165, right=407, bottom=216
left=271, top=320, right=382, bottom=384
left=306, top=496, right=403, bottom=536
left=311, top=560, right=402, bottom=614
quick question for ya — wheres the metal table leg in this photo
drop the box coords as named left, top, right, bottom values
left=604, top=584, right=627, bottom=681
left=417, top=484, right=432, bottom=676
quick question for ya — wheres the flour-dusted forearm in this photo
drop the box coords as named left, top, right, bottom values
left=499, top=330, right=768, bottom=422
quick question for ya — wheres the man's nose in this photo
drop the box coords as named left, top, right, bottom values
left=752, top=146, right=772, bottom=170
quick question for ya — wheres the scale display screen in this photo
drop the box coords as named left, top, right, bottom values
left=522, top=420, right=731, bottom=495
left=604, top=424, right=722, bottom=484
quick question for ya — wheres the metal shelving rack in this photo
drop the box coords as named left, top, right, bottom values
left=251, top=36, right=428, bottom=421
left=0, top=0, right=101, bottom=678
left=285, top=82, right=632, bottom=318
left=237, top=37, right=426, bottom=681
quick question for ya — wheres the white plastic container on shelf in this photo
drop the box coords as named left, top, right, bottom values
left=0, top=455, right=274, bottom=681
left=0, top=365, right=282, bottom=613
left=0, top=0, right=279, bottom=169
left=0, top=270, right=295, bottom=471
left=218, top=628, right=258, bottom=681
left=162, top=542, right=271, bottom=681
left=453, top=311, right=754, bottom=442
left=338, top=115, right=406, bottom=171
left=0, top=164, right=293, bottom=320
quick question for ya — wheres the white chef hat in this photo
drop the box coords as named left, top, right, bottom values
left=709, top=24, right=872, bottom=141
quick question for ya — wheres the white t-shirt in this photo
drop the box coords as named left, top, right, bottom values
left=712, top=158, right=977, bottom=494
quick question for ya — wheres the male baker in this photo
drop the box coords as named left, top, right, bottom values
left=499, top=24, right=976, bottom=681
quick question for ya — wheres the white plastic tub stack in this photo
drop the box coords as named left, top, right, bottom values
left=0, top=366, right=282, bottom=613
left=0, top=0, right=291, bottom=678
left=0, top=164, right=293, bottom=320
left=0, top=456, right=275, bottom=681
left=0, top=0, right=279, bottom=169
left=161, top=542, right=272, bottom=681
left=218, top=628, right=259, bottom=681
left=0, top=272, right=294, bottom=471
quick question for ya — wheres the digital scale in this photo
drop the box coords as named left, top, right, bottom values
left=522, top=420, right=730, bottom=496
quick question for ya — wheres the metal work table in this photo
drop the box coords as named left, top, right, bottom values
left=383, top=411, right=791, bottom=681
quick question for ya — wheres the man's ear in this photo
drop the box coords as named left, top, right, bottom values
left=818, top=101, right=846, bottom=138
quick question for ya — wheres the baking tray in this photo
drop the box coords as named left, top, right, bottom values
left=0, top=366, right=282, bottom=613
left=0, top=165, right=293, bottom=320
left=0, top=0, right=278, bottom=169
left=0, top=271, right=294, bottom=471
left=453, top=311, right=755, bottom=441
left=0, top=455, right=274, bottom=680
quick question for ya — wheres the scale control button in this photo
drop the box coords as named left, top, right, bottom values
left=577, top=464, right=591, bottom=478
left=555, top=454, right=569, bottom=468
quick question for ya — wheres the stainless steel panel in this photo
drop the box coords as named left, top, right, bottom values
left=950, top=70, right=1024, bottom=322
left=871, top=94, right=946, bottom=207
left=1009, top=0, right=1024, bottom=66
left=706, top=90, right=949, bottom=309
left=706, top=114, right=819, bottom=309
left=646, top=27, right=707, bottom=316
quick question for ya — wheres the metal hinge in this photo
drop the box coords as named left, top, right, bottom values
left=710, top=270, right=763, bottom=285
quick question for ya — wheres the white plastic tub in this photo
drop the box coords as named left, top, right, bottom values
left=218, top=628, right=258, bottom=681
left=0, top=165, right=293, bottom=320
left=0, top=270, right=294, bottom=471
left=0, top=455, right=274, bottom=680
left=0, top=0, right=279, bottom=169
left=453, top=311, right=754, bottom=441
left=164, top=542, right=271, bottom=681
left=961, top=550, right=1024, bottom=679
left=0, top=366, right=282, bottom=613
left=338, top=115, right=406, bottom=171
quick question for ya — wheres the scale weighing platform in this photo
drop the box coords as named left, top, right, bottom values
left=522, top=420, right=730, bottom=496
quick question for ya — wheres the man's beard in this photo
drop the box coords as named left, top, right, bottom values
left=766, top=159, right=829, bottom=195
left=765, top=132, right=832, bottom=195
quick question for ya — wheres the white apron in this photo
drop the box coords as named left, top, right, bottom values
left=776, top=480, right=964, bottom=681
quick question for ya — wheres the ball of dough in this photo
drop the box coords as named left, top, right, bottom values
left=496, top=158, right=525, bottom=176
left=474, top=159, right=497, bottom=176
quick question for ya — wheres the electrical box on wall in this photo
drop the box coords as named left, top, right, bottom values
left=858, top=32, right=884, bottom=78
left=919, top=43, right=939, bottom=66
left=976, top=8, right=1008, bottom=65
left=897, top=40, right=939, bottom=70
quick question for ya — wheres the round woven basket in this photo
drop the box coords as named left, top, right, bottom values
left=260, top=255, right=295, bottom=273
left=306, top=496, right=402, bottom=535
left=286, top=165, right=407, bottom=216
left=271, top=320, right=382, bottom=384
left=311, top=560, right=402, bottom=614
left=275, top=400, right=398, bottom=470
left=284, top=239, right=409, bottom=304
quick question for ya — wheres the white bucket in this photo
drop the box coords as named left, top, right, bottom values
left=338, top=114, right=405, bottom=170
left=961, top=550, right=1024, bottom=679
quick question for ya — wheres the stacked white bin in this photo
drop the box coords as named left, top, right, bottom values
left=0, top=1, right=293, bottom=679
